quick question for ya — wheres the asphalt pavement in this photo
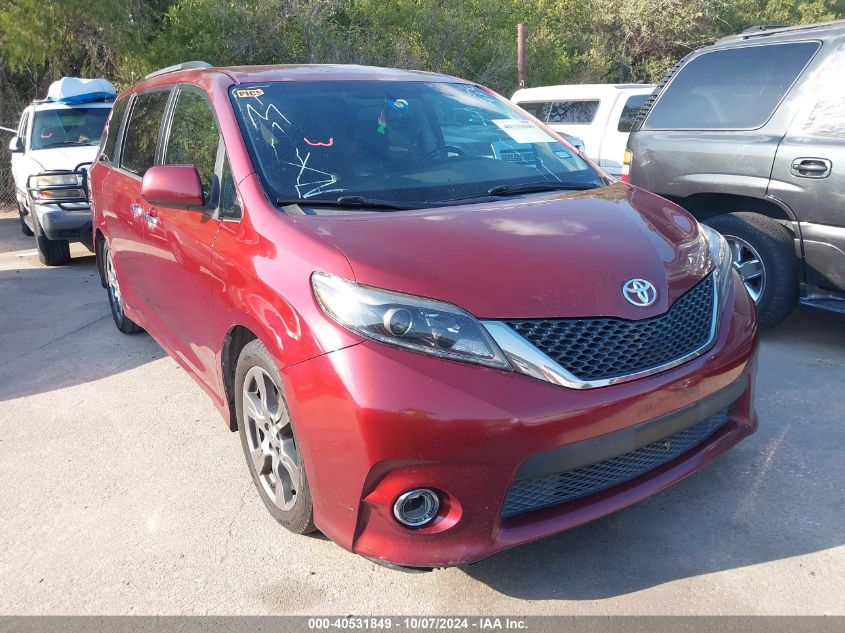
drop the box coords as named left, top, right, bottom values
left=0, top=210, right=842, bottom=615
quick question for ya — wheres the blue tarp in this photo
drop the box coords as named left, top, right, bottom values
left=46, top=77, right=116, bottom=104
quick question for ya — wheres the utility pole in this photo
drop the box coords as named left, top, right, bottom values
left=517, top=23, right=526, bottom=88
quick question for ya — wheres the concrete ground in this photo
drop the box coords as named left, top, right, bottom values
left=0, top=210, right=843, bottom=615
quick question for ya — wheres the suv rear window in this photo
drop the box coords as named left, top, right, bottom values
left=518, top=100, right=600, bottom=124
left=617, top=94, right=648, bottom=133
left=121, top=90, right=170, bottom=176
left=643, top=42, right=819, bottom=130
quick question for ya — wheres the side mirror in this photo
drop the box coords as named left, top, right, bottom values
left=141, top=165, right=204, bottom=208
left=8, top=136, right=24, bottom=153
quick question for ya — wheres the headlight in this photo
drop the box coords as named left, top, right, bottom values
left=30, top=173, right=82, bottom=188
left=27, top=173, right=86, bottom=201
left=700, top=224, right=734, bottom=307
left=312, top=272, right=510, bottom=369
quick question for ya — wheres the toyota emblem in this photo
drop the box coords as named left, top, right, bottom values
left=622, top=278, right=657, bottom=307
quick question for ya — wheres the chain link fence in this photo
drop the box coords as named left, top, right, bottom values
left=0, top=123, right=18, bottom=214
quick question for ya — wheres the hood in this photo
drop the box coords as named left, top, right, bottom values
left=296, top=183, right=712, bottom=319
left=27, top=145, right=99, bottom=172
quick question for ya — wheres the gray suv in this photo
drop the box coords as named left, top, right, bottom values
left=626, top=20, right=845, bottom=328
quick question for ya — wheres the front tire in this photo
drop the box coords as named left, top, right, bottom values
left=100, top=240, right=142, bottom=334
left=706, top=212, right=798, bottom=329
left=31, top=211, right=70, bottom=266
left=235, top=339, right=315, bottom=535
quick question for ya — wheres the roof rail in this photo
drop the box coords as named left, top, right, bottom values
left=144, top=61, right=212, bottom=80
left=717, top=18, right=845, bottom=43
left=741, top=24, right=787, bottom=34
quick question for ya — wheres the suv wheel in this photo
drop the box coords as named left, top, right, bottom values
left=31, top=210, right=70, bottom=266
left=235, top=339, right=316, bottom=535
left=101, top=241, right=142, bottom=334
left=17, top=202, right=34, bottom=236
left=706, top=212, right=798, bottom=329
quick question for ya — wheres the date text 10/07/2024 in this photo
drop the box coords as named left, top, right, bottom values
left=307, top=617, right=529, bottom=630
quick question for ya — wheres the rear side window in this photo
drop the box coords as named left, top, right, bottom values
left=100, top=97, right=129, bottom=164
left=517, top=100, right=600, bottom=124
left=120, top=90, right=170, bottom=176
left=518, top=102, right=549, bottom=119
left=643, top=42, right=819, bottom=130
left=617, top=94, right=648, bottom=133
left=548, top=100, right=599, bottom=124
left=164, top=89, right=220, bottom=202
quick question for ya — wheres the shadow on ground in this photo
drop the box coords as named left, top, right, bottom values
left=0, top=248, right=165, bottom=402
left=463, top=306, right=844, bottom=599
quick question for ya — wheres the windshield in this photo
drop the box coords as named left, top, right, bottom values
left=31, top=106, right=111, bottom=150
left=230, top=81, right=604, bottom=208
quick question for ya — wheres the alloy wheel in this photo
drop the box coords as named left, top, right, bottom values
left=242, top=366, right=302, bottom=511
left=106, top=248, right=123, bottom=315
left=725, top=234, right=766, bottom=303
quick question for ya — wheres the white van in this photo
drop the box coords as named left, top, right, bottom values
left=511, top=83, right=654, bottom=177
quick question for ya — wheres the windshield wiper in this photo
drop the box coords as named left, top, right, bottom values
left=437, top=181, right=601, bottom=204
left=485, top=181, right=600, bottom=196
left=275, top=196, right=426, bottom=211
left=38, top=141, right=94, bottom=150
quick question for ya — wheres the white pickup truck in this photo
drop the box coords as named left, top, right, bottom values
left=511, top=83, right=654, bottom=177
left=8, top=78, right=114, bottom=265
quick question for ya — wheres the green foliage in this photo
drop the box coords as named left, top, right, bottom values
left=1, top=0, right=844, bottom=117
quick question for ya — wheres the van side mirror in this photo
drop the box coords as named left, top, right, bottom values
left=8, top=136, right=24, bottom=153
left=141, top=165, right=204, bottom=209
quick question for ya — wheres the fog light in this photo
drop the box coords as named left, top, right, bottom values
left=393, top=488, right=440, bottom=528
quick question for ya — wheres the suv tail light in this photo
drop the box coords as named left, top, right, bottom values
left=622, top=149, right=632, bottom=183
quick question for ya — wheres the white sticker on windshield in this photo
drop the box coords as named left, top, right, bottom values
left=492, top=118, right=556, bottom=144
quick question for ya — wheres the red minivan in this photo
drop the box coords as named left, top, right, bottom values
left=89, top=62, right=759, bottom=569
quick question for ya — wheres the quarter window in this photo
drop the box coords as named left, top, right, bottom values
left=219, top=160, right=241, bottom=220
left=121, top=91, right=170, bottom=176
left=643, top=42, right=819, bottom=130
left=164, top=89, right=220, bottom=202
left=617, top=94, right=648, bottom=133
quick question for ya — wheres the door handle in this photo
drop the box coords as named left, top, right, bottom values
left=791, top=158, right=832, bottom=178
left=130, top=203, right=143, bottom=217
left=143, top=209, right=159, bottom=227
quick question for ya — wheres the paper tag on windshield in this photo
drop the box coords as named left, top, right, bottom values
left=492, top=119, right=556, bottom=144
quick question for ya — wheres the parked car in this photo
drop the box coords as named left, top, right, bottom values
left=8, top=77, right=114, bottom=265
left=626, top=20, right=845, bottom=328
left=90, top=62, right=758, bottom=570
left=511, top=83, right=654, bottom=176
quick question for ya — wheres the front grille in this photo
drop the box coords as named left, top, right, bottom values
left=505, top=273, right=714, bottom=382
left=502, top=408, right=730, bottom=518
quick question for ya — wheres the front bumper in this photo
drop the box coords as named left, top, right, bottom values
left=33, top=203, right=92, bottom=243
left=282, top=276, right=758, bottom=567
